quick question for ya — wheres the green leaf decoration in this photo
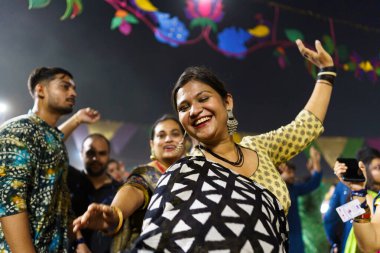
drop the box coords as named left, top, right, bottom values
left=375, top=67, right=380, bottom=76
left=322, top=35, right=335, bottom=54
left=28, top=0, right=51, bottom=9
left=190, top=18, right=217, bottom=32
left=111, top=17, right=123, bottom=30
left=337, top=45, right=349, bottom=61
left=60, top=0, right=74, bottom=20
left=125, top=14, right=139, bottom=24
left=284, top=29, right=304, bottom=42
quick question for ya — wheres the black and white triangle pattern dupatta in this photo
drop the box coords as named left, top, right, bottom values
left=130, top=156, right=288, bottom=253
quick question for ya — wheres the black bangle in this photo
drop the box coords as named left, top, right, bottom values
left=74, top=237, right=85, bottom=248
left=317, top=75, right=335, bottom=85
left=319, top=66, right=337, bottom=72
left=317, top=66, right=336, bottom=86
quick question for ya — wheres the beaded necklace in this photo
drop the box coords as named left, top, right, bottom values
left=198, top=143, right=244, bottom=167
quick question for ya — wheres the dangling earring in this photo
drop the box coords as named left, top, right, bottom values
left=175, top=132, right=187, bottom=156
left=150, top=148, right=156, bottom=160
left=227, top=109, right=238, bottom=135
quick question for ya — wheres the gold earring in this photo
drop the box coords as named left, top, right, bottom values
left=150, top=148, right=156, bottom=160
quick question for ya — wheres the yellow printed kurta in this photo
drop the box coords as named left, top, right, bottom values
left=192, top=109, right=324, bottom=213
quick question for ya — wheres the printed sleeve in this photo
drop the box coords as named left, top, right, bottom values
left=0, top=134, right=32, bottom=217
left=241, top=109, right=324, bottom=166
left=122, top=175, right=150, bottom=210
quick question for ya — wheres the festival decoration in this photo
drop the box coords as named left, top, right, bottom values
left=27, top=0, right=380, bottom=82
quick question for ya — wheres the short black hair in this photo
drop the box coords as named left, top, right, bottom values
left=27, top=67, right=73, bottom=98
left=150, top=114, right=185, bottom=140
left=171, top=66, right=228, bottom=111
left=356, top=146, right=380, bottom=191
left=356, top=146, right=380, bottom=164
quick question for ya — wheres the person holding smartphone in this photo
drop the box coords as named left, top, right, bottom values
left=333, top=147, right=380, bottom=252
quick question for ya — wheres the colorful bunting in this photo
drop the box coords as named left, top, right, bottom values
left=315, top=137, right=347, bottom=168
left=87, top=120, right=123, bottom=141
left=366, top=138, right=380, bottom=151
left=340, top=138, right=365, bottom=158
left=111, top=123, right=138, bottom=155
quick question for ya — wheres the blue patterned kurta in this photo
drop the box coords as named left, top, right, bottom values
left=0, top=112, right=71, bottom=253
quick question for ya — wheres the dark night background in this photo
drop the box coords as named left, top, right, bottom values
left=0, top=0, right=379, bottom=175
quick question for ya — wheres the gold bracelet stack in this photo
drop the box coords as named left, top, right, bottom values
left=104, top=206, right=124, bottom=236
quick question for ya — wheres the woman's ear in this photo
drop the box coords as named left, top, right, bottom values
left=150, top=139, right=154, bottom=149
left=225, top=93, right=234, bottom=111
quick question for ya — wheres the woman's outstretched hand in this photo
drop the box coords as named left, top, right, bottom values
left=296, top=39, right=334, bottom=68
left=73, top=203, right=118, bottom=233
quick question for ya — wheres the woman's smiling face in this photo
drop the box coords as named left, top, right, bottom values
left=150, top=119, right=185, bottom=163
left=176, top=80, right=232, bottom=145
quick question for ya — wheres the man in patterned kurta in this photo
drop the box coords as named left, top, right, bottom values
left=0, top=67, right=77, bottom=252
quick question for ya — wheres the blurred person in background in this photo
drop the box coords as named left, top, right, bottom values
left=280, top=146, right=322, bottom=253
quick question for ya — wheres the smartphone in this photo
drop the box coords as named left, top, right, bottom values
left=337, top=158, right=365, bottom=182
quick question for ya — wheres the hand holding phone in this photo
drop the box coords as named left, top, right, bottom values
left=337, top=158, right=365, bottom=182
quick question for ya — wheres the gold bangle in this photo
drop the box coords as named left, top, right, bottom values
left=104, top=206, right=123, bottom=236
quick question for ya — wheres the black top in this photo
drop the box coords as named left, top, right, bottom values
left=68, top=166, right=121, bottom=253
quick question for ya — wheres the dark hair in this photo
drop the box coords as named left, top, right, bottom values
left=150, top=114, right=185, bottom=140
left=356, top=146, right=380, bottom=164
left=27, top=67, right=73, bottom=98
left=171, top=66, right=228, bottom=111
left=356, top=146, right=380, bottom=191
left=106, top=158, right=120, bottom=168
left=285, top=161, right=296, bottom=171
left=81, top=133, right=111, bottom=152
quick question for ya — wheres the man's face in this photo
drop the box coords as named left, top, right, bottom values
left=81, top=137, right=110, bottom=177
left=43, top=74, right=77, bottom=115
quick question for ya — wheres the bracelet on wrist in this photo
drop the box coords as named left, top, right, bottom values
left=351, top=188, right=367, bottom=197
left=353, top=202, right=371, bottom=223
left=103, top=206, right=123, bottom=236
left=317, top=66, right=336, bottom=86
left=74, top=237, right=85, bottom=248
